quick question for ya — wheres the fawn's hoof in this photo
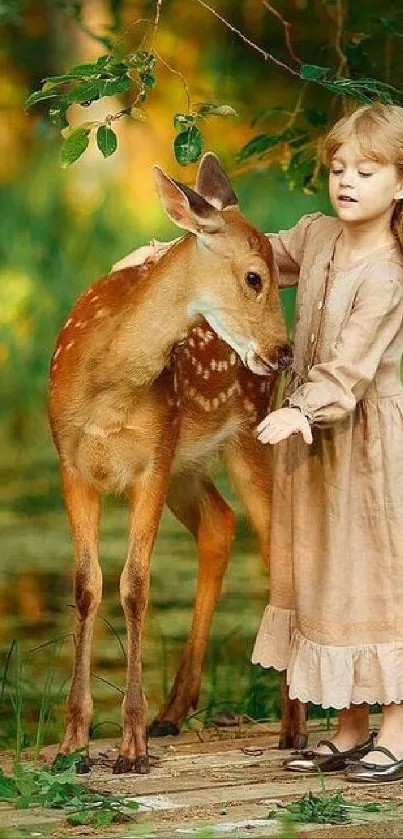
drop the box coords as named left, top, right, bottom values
left=76, top=755, right=91, bottom=774
left=278, top=732, right=308, bottom=750
left=135, top=755, right=150, bottom=774
left=148, top=720, right=180, bottom=738
left=113, top=754, right=150, bottom=774
left=113, top=756, right=133, bottom=774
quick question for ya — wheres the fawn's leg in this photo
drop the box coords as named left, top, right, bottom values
left=58, top=467, right=101, bottom=772
left=224, top=433, right=307, bottom=750
left=149, top=474, right=235, bottom=736
left=279, top=672, right=308, bottom=750
left=114, top=460, right=172, bottom=774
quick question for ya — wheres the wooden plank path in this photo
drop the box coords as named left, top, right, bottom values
left=1, top=717, right=403, bottom=838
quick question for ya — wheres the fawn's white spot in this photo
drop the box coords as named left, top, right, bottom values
left=66, top=341, right=75, bottom=351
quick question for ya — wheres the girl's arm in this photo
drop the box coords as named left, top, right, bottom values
left=286, top=265, right=403, bottom=426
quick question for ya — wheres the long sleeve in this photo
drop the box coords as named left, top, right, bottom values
left=286, top=268, right=403, bottom=427
left=266, top=212, right=323, bottom=288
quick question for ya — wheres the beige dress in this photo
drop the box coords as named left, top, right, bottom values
left=252, top=212, right=403, bottom=709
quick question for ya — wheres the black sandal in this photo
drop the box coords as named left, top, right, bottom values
left=345, top=746, right=403, bottom=783
left=283, top=732, right=377, bottom=774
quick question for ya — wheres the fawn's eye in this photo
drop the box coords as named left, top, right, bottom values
left=245, top=271, right=262, bottom=292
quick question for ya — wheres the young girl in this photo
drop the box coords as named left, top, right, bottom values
left=114, top=102, right=403, bottom=782
left=253, top=102, right=403, bottom=782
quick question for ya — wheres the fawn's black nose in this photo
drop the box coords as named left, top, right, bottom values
left=277, top=343, right=293, bottom=370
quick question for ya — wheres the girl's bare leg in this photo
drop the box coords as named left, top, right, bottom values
left=362, top=703, right=403, bottom=764
left=315, top=705, right=369, bottom=754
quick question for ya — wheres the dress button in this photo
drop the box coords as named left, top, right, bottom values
left=318, top=300, right=323, bottom=311
left=310, top=332, right=315, bottom=343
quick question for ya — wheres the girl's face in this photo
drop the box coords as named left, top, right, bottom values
left=328, top=138, right=403, bottom=224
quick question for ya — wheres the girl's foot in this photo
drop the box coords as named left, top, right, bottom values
left=362, top=704, right=403, bottom=765
left=283, top=733, right=376, bottom=774
left=314, top=705, right=369, bottom=755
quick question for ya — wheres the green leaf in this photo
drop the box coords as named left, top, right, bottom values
left=50, top=750, right=87, bottom=774
left=124, top=799, right=140, bottom=810
left=305, top=108, right=328, bottom=127
left=299, top=64, right=330, bottom=81
left=97, top=125, right=118, bottom=158
left=174, top=112, right=196, bottom=131
left=66, top=79, right=104, bottom=105
left=0, top=769, right=18, bottom=801
left=64, top=75, right=131, bottom=107
left=49, top=102, right=69, bottom=129
left=67, top=810, right=94, bottom=826
left=101, top=76, right=132, bottom=97
left=140, top=70, right=155, bottom=88
left=24, top=87, right=60, bottom=110
left=251, top=106, right=286, bottom=126
left=67, top=807, right=122, bottom=827
left=238, top=127, right=301, bottom=162
left=196, top=103, right=237, bottom=117
left=60, top=127, right=91, bottom=168
left=12, top=764, right=38, bottom=798
left=42, top=62, right=110, bottom=83
left=174, top=126, right=203, bottom=165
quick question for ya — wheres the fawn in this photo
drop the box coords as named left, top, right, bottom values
left=48, top=152, right=304, bottom=774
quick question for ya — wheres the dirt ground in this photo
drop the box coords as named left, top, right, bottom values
left=1, top=716, right=403, bottom=838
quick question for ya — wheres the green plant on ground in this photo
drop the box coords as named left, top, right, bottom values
left=0, top=752, right=141, bottom=828
left=266, top=789, right=396, bottom=826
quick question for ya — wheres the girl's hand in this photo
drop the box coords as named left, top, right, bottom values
left=256, top=407, right=313, bottom=445
left=112, top=239, right=171, bottom=272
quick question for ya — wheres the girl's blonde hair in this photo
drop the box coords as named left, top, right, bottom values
left=324, top=103, right=403, bottom=247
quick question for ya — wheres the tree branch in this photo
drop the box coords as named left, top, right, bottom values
left=154, top=49, right=192, bottom=112
left=192, top=0, right=300, bottom=77
left=261, top=0, right=302, bottom=65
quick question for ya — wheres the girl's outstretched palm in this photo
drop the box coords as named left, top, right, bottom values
left=256, top=407, right=313, bottom=445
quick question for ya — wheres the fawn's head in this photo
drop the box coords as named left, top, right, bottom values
left=154, top=153, right=292, bottom=374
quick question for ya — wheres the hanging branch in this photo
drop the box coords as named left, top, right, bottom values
left=192, top=0, right=300, bottom=76
left=261, top=0, right=302, bottom=66
left=24, top=0, right=403, bottom=176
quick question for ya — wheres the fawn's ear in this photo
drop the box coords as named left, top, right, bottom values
left=195, top=152, right=238, bottom=210
left=153, top=166, right=225, bottom=234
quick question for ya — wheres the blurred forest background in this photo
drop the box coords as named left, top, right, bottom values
left=1, top=0, right=402, bottom=751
